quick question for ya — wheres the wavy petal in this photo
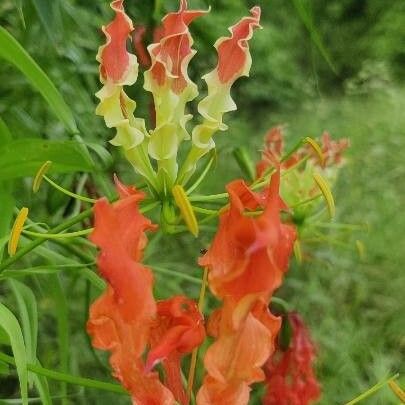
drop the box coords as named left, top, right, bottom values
left=97, top=0, right=138, bottom=85
left=87, top=180, right=175, bottom=404
left=264, top=313, right=321, bottom=405
left=147, top=296, right=206, bottom=405
left=144, top=1, right=208, bottom=178
left=180, top=7, right=261, bottom=181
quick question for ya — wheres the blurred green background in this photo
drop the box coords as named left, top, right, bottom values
left=0, top=0, right=404, bottom=403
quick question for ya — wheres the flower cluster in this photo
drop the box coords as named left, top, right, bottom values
left=197, top=172, right=296, bottom=404
left=95, top=0, right=261, bottom=194
left=85, top=1, right=352, bottom=404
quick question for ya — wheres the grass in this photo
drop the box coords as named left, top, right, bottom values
left=255, top=86, right=405, bottom=404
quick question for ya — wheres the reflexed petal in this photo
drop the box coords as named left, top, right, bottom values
left=97, top=0, right=138, bottom=85
left=147, top=296, right=206, bottom=405
left=87, top=180, right=176, bottom=404
left=181, top=7, right=261, bottom=181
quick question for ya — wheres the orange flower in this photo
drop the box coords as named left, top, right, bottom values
left=197, top=172, right=296, bottom=404
left=148, top=296, right=206, bottom=405
left=87, top=178, right=175, bottom=404
left=320, top=131, right=349, bottom=166
left=200, top=172, right=296, bottom=302
left=264, top=313, right=321, bottom=405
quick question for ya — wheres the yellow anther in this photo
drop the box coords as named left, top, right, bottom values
left=388, top=380, right=405, bottom=403
left=304, top=137, right=324, bottom=166
left=293, top=239, right=302, bottom=264
left=172, top=185, right=199, bottom=237
left=313, top=172, right=335, bottom=219
left=8, top=207, right=29, bottom=256
left=33, top=160, right=52, bottom=192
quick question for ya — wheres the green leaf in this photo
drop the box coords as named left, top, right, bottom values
left=8, top=280, right=38, bottom=373
left=0, top=26, right=77, bottom=134
left=30, top=0, right=62, bottom=47
left=290, top=0, right=337, bottom=74
left=0, top=302, right=28, bottom=405
left=85, top=142, right=113, bottom=169
left=43, top=275, right=69, bottom=404
left=0, top=139, right=94, bottom=180
left=0, top=264, right=105, bottom=291
left=0, top=116, right=12, bottom=143
left=15, top=0, right=26, bottom=29
left=0, top=115, right=14, bottom=260
left=0, top=183, right=14, bottom=260
left=32, top=363, right=52, bottom=405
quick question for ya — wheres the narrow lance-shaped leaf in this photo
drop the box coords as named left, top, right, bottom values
left=0, top=139, right=94, bottom=180
left=0, top=302, right=29, bottom=405
left=0, top=27, right=77, bottom=133
left=8, top=280, right=38, bottom=385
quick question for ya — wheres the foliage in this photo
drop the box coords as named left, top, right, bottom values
left=0, top=0, right=404, bottom=404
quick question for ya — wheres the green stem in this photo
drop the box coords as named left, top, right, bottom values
left=191, top=206, right=218, bottom=215
left=0, top=352, right=127, bottom=395
left=0, top=208, right=93, bottom=274
left=344, top=374, right=399, bottom=405
left=188, top=193, right=228, bottom=202
left=44, top=176, right=97, bottom=204
left=185, top=155, right=215, bottom=195
left=23, top=228, right=93, bottom=239
left=150, top=265, right=202, bottom=285
left=0, top=201, right=159, bottom=274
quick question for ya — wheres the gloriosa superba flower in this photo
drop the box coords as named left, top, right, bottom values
left=96, top=0, right=261, bottom=196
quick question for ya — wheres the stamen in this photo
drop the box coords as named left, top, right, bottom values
left=313, top=172, right=335, bottom=219
left=388, top=380, right=405, bottom=402
left=304, top=137, right=324, bottom=166
left=23, top=228, right=93, bottom=239
left=8, top=207, right=29, bottom=256
left=43, top=175, right=97, bottom=204
left=172, top=185, right=199, bottom=237
left=33, top=160, right=52, bottom=192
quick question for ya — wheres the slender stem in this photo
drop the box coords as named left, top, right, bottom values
left=187, top=267, right=209, bottom=403
left=0, top=352, right=127, bottom=395
left=344, top=374, right=399, bottom=405
left=185, top=156, right=214, bottom=195
left=191, top=206, right=218, bottom=215
left=0, top=200, right=158, bottom=274
left=150, top=265, right=202, bottom=285
left=23, top=228, right=93, bottom=239
left=188, top=193, right=228, bottom=202
left=0, top=208, right=94, bottom=273
left=44, top=176, right=97, bottom=203
left=290, top=194, right=322, bottom=209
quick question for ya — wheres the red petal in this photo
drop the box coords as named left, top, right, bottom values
left=148, top=1, right=207, bottom=93
left=216, top=7, right=261, bottom=84
left=99, top=0, right=134, bottom=83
